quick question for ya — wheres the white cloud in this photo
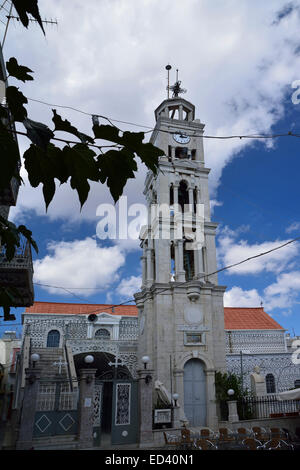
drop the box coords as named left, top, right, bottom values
left=263, top=270, right=300, bottom=310
left=5, top=1, right=300, bottom=222
left=118, top=276, right=142, bottom=299
left=217, top=226, right=299, bottom=275
left=33, top=237, right=125, bottom=296
left=286, top=222, right=300, bottom=233
left=224, top=286, right=263, bottom=308
left=224, top=271, right=300, bottom=312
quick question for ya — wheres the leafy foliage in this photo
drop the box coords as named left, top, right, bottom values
left=23, top=118, right=54, bottom=150
left=0, top=122, right=22, bottom=190
left=6, top=86, right=28, bottom=122
left=6, top=57, right=34, bottom=82
left=11, top=0, right=45, bottom=35
left=0, top=0, right=164, bottom=319
left=215, top=371, right=253, bottom=421
left=52, top=109, right=94, bottom=144
left=0, top=215, right=38, bottom=262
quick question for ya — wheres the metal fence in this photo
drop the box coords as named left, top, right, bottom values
left=237, top=395, right=300, bottom=420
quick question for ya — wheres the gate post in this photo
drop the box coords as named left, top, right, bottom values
left=77, top=368, right=97, bottom=449
left=138, top=368, right=154, bottom=447
left=16, top=367, right=41, bottom=450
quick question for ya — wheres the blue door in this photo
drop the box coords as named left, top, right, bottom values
left=184, top=359, right=206, bottom=426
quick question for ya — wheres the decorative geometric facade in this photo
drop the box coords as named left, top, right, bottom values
left=22, top=302, right=300, bottom=394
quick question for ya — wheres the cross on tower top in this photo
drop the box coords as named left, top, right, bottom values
left=166, top=65, right=187, bottom=98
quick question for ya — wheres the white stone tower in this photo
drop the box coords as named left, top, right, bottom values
left=135, top=78, right=227, bottom=428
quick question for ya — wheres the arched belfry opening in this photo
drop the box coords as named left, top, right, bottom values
left=178, top=181, right=189, bottom=212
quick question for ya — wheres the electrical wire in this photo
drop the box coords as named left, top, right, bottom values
left=24, top=96, right=300, bottom=141
left=0, top=233, right=296, bottom=327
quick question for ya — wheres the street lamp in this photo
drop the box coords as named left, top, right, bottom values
left=141, top=356, right=152, bottom=384
left=141, top=356, right=150, bottom=370
left=84, top=355, right=94, bottom=364
left=227, top=389, right=235, bottom=398
left=30, top=353, right=40, bottom=368
left=172, top=393, right=179, bottom=407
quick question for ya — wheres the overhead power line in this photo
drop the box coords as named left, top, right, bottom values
left=24, top=235, right=300, bottom=318
left=24, top=96, right=300, bottom=141
left=1, top=230, right=297, bottom=326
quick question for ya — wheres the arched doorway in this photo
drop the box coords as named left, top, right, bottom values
left=46, top=329, right=60, bottom=348
left=184, top=358, right=206, bottom=426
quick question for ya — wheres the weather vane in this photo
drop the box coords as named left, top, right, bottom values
left=165, top=65, right=187, bottom=98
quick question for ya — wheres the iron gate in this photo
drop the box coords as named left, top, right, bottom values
left=33, top=381, right=78, bottom=437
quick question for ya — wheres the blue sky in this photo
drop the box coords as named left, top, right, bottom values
left=1, top=1, right=300, bottom=337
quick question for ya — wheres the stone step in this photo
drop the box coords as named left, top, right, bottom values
left=32, top=435, right=78, bottom=450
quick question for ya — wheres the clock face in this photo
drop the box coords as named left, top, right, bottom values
left=173, top=132, right=190, bottom=144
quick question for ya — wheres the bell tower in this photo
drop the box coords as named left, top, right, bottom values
left=135, top=71, right=227, bottom=428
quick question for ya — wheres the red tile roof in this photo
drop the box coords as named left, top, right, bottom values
left=24, top=302, right=284, bottom=330
left=24, top=301, right=137, bottom=317
left=224, top=307, right=284, bottom=330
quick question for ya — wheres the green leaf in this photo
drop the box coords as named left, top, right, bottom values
left=6, top=57, right=34, bottom=82
left=97, top=148, right=137, bottom=202
left=93, top=124, right=162, bottom=174
left=93, top=124, right=121, bottom=142
left=0, top=215, right=21, bottom=261
left=23, top=117, right=54, bottom=150
left=6, top=86, right=27, bottom=122
left=52, top=109, right=94, bottom=144
left=61, top=144, right=99, bottom=208
left=134, top=142, right=162, bottom=174
left=0, top=215, right=38, bottom=263
left=23, top=144, right=67, bottom=209
left=0, top=122, right=21, bottom=191
left=11, top=0, right=45, bottom=35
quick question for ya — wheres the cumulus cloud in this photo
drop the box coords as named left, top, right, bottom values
left=33, top=237, right=125, bottom=295
left=217, top=225, right=299, bottom=275
left=224, top=271, right=300, bottom=312
left=118, top=276, right=142, bottom=299
left=263, top=270, right=300, bottom=310
left=224, top=286, right=263, bottom=308
left=6, top=1, right=300, bottom=222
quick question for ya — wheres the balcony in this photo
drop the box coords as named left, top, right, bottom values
left=0, top=174, right=20, bottom=206
left=0, top=236, right=34, bottom=307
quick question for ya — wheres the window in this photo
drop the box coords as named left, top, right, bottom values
left=294, top=379, right=300, bottom=389
left=95, top=328, right=110, bottom=339
left=266, top=373, right=276, bottom=393
left=183, top=243, right=195, bottom=281
left=175, top=147, right=188, bottom=159
left=46, top=329, right=60, bottom=348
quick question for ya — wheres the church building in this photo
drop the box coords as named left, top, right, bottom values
left=11, top=82, right=300, bottom=449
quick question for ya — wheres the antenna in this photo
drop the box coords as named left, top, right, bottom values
left=165, top=64, right=172, bottom=99
left=1, top=2, right=58, bottom=48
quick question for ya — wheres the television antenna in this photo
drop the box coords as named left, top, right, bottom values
left=1, top=1, right=58, bottom=48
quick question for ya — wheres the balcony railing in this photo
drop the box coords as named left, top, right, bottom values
left=0, top=236, right=34, bottom=306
